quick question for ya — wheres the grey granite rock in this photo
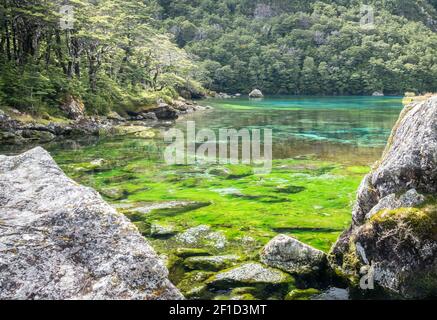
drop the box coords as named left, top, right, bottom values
left=329, top=97, right=437, bottom=298
left=249, top=89, right=264, bottom=98
left=0, top=147, right=183, bottom=300
left=260, top=234, right=327, bottom=274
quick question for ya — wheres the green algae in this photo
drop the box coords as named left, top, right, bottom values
left=53, top=136, right=365, bottom=254
left=285, top=288, right=321, bottom=300
left=47, top=133, right=371, bottom=299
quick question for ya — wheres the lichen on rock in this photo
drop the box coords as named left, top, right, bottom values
left=260, top=234, right=327, bottom=275
left=329, top=97, right=437, bottom=298
left=0, top=147, right=183, bottom=300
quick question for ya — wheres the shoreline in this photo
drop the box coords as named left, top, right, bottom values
left=0, top=98, right=211, bottom=147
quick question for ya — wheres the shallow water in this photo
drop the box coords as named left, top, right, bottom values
left=178, top=96, right=403, bottom=165
left=0, top=96, right=404, bottom=299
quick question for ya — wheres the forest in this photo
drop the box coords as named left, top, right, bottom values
left=1, top=0, right=437, bottom=115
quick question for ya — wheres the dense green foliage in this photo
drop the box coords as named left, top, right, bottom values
left=160, top=0, right=437, bottom=95
left=1, top=0, right=437, bottom=114
left=0, top=0, right=204, bottom=115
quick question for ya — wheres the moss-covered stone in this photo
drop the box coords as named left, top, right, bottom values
left=177, top=271, right=215, bottom=299
left=174, top=248, right=211, bottom=259
left=285, top=288, right=321, bottom=300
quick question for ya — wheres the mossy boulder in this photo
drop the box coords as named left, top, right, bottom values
left=285, top=288, right=321, bottom=300
left=100, top=187, right=128, bottom=200
left=177, top=271, right=215, bottom=299
left=21, top=130, right=55, bottom=142
left=184, top=255, right=243, bottom=272
left=206, top=262, right=294, bottom=293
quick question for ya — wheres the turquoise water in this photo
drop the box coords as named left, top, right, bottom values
left=178, top=96, right=404, bottom=165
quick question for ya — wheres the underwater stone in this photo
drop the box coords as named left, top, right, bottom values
left=0, top=147, right=182, bottom=300
left=177, top=271, right=215, bottom=299
left=312, top=287, right=349, bottom=300
left=150, top=223, right=177, bottom=237
left=261, top=234, right=327, bottom=274
left=100, top=187, right=128, bottom=200
left=206, top=262, right=293, bottom=289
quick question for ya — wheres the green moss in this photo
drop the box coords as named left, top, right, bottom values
left=183, top=255, right=243, bottom=272
left=285, top=288, right=321, bottom=300
left=50, top=134, right=370, bottom=299
left=177, top=271, right=216, bottom=299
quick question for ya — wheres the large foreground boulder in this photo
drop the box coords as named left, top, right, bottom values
left=329, top=97, right=437, bottom=298
left=0, top=147, right=183, bottom=300
left=261, top=235, right=327, bottom=274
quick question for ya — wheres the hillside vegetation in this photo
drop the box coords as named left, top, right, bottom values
left=1, top=0, right=437, bottom=116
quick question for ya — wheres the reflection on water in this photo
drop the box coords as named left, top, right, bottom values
left=176, top=96, right=403, bottom=165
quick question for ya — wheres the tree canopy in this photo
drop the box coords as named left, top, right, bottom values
left=1, top=0, right=437, bottom=114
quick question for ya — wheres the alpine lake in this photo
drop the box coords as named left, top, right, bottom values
left=1, top=96, right=404, bottom=300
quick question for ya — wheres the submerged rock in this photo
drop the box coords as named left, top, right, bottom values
left=0, top=147, right=182, bottom=300
left=206, top=262, right=293, bottom=289
left=285, top=288, right=321, bottom=300
left=174, top=248, right=211, bottom=259
left=184, top=255, right=242, bottom=272
left=249, top=89, right=264, bottom=98
left=177, top=271, right=214, bottom=299
left=60, top=95, right=85, bottom=120
left=261, top=234, right=327, bottom=274
left=365, top=189, right=425, bottom=220
left=150, top=223, right=177, bottom=238
left=329, top=97, right=437, bottom=298
left=312, top=287, right=349, bottom=300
